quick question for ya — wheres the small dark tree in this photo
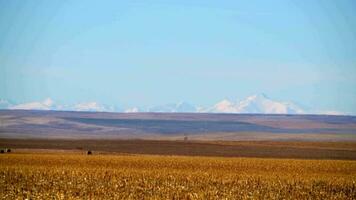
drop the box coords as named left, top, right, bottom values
left=6, top=149, right=11, bottom=153
left=0, top=150, right=4, bottom=154
left=87, top=150, right=92, bottom=155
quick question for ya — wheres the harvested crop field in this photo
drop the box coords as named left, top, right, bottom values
left=1, top=152, right=356, bottom=199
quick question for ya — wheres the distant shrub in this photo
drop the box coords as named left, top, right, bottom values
left=6, top=149, right=11, bottom=153
left=87, top=150, right=92, bottom=155
left=0, top=150, right=4, bottom=154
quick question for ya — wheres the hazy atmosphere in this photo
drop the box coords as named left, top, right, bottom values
left=1, top=0, right=356, bottom=114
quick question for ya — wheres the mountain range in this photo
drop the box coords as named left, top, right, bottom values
left=0, top=94, right=343, bottom=115
left=205, top=94, right=305, bottom=114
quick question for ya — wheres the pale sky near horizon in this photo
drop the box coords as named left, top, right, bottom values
left=1, top=0, right=356, bottom=113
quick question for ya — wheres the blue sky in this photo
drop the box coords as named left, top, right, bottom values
left=1, top=0, right=356, bottom=113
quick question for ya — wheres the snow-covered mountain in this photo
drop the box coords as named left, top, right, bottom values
left=122, top=94, right=305, bottom=114
left=10, top=98, right=56, bottom=110
left=206, top=94, right=305, bottom=114
left=0, top=99, right=13, bottom=109
left=207, top=99, right=237, bottom=113
left=147, top=102, right=197, bottom=113
left=73, top=102, right=118, bottom=112
left=125, top=107, right=141, bottom=113
left=6, top=98, right=119, bottom=112
left=0, top=94, right=345, bottom=115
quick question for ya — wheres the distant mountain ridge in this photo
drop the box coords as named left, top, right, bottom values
left=1, top=110, right=355, bottom=141
left=0, top=94, right=344, bottom=115
left=205, top=94, right=305, bottom=114
left=0, top=99, right=13, bottom=109
left=147, top=102, right=197, bottom=113
left=7, top=98, right=120, bottom=112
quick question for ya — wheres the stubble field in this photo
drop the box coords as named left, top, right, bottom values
left=1, top=152, right=356, bottom=199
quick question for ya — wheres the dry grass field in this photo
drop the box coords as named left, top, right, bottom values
left=1, top=152, right=356, bottom=199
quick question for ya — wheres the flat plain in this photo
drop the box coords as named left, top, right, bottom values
left=1, top=139, right=356, bottom=160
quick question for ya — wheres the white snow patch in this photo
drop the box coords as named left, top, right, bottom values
left=10, top=98, right=55, bottom=110
left=73, top=102, right=108, bottom=112
left=125, top=107, right=140, bottom=113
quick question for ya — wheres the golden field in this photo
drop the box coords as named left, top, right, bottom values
left=1, top=152, right=356, bottom=199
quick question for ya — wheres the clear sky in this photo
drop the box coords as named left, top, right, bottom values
left=1, top=0, right=356, bottom=113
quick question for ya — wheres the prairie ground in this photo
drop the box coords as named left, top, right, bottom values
left=1, top=152, right=356, bottom=199
left=1, top=139, right=356, bottom=160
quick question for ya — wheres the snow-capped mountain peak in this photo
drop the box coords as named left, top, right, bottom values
left=237, top=94, right=283, bottom=114
left=43, top=98, right=54, bottom=107
left=5, top=98, right=118, bottom=112
left=246, top=93, right=268, bottom=101
left=125, top=107, right=140, bottom=113
left=148, top=102, right=196, bottom=113
left=0, top=99, right=13, bottom=109
left=10, top=98, right=56, bottom=110
left=207, top=94, right=305, bottom=114
left=210, top=99, right=236, bottom=113
left=0, top=94, right=343, bottom=115
left=74, top=102, right=104, bottom=112
left=73, top=102, right=117, bottom=112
